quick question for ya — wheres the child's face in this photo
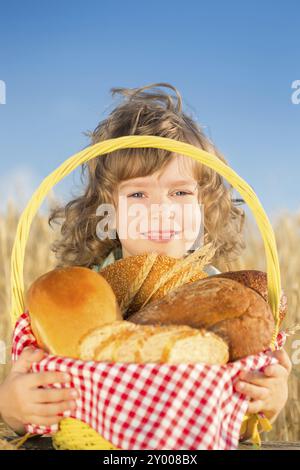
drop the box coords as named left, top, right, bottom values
left=114, top=156, right=203, bottom=259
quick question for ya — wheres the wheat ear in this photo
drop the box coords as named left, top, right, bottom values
left=159, top=245, right=218, bottom=296
left=284, top=324, right=300, bottom=337
left=139, top=241, right=217, bottom=310
left=119, top=252, right=158, bottom=315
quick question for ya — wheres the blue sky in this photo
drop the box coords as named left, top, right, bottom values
left=0, top=0, right=299, bottom=222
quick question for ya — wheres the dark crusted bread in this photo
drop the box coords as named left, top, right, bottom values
left=128, top=276, right=275, bottom=361
left=209, top=270, right=287, bottom=326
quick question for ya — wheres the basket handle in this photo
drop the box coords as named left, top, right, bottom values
left=10, top=135, right=281, bottom=345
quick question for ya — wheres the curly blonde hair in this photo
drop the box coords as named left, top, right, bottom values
left=48, top=82, right=246, bottom=271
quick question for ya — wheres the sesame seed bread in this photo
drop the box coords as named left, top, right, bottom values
left=98, top=254, right=152, bottom=311
left=99, top=253, right=208, bottom=317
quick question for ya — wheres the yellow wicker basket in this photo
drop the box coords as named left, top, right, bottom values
left=10, top=135, right=281, bottom=450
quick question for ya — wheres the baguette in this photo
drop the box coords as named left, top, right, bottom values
left=78, top=320, right=229, bottom=365
left=128, top=277, right=275, bottom=361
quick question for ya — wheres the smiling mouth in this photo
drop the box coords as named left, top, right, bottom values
left=141, top=231, right=181, bottom=241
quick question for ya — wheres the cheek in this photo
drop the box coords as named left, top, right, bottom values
left=181, top=207, right=203, bottom=241
left=116, top=206, right=148, bottom=239
left=180, top=200, right=202, bottom=225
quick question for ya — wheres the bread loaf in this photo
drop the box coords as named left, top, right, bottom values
left=78, top=321, right=229, bottom=365
left=26, top=266, right=122, bottom=358
left=210, top=270, right=287, bottom=325
left=99, top=253, right=208, bottom=317
left=128, top=277, right=275, bottom=361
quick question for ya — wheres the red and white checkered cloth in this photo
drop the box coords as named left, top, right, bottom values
left=12, top=311, right=286, bottom=450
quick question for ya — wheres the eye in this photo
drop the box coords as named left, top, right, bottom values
left=173, top=190, right=193, bottom=196
left=128, top=192, right=145, bottom=198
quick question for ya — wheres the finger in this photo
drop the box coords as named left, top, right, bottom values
left=263, top=363, right=288, bottom=378
left=247, top=400, right=265, bottom=415
left=238, top=370, right=267, bottom=386
left=235, top=381, right=269, bottom=401
left=12, top=347, right=46, bottom=374
left=26, top=371, right=72, bottom=389
left=33, top=387, right=79, bottom=403
left=31, top=400, right=77, bottom=417
left=271, top=349, right=292, bottom=374
left=25, top=415, right=65, bottom=427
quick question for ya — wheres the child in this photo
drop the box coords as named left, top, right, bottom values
left=0, top=83, right=291, bottom=439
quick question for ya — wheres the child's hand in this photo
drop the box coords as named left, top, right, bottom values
left=0, top=346, right=79, bottom=434
left=234, top=348, right=292, bottom=423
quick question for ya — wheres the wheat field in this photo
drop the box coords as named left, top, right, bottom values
left=0, top=200, right=299, bottom=442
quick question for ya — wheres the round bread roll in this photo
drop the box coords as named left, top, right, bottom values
left=128, top=276, right=275, bottom=361
left=210, top=270, right=287, bottom=326
left=25, top=266, right=122, bottom=358
left=78, top=320, right=229, bottom=365
left=99, top=253, right=208, bottom=317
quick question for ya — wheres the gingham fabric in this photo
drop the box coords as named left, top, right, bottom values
left=11, top=311, right=286, bottom=450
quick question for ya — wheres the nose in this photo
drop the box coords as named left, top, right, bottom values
left=150, top=190, right=176, bottom=208
left=147, top=200, right=176, bottom=233
left=137, top=192, right=178, bottom=233
left=149, top=199, right=175, bottom=218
